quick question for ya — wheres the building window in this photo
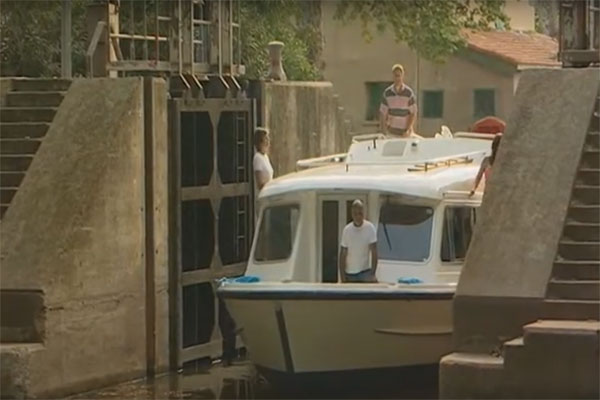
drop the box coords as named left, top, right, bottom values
left=473, top=89, right=496, bottom=119
left=422, top=90, right=444, bottom=119
left=365, top=82, right=392, bottom=121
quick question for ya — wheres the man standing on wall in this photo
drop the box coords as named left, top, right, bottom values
left=339, top=200, right=378, bottom=283
left=379, top=64, right=418, bottom=137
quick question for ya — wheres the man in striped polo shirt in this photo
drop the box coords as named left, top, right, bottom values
left=379, top=64, right=418, bottom=137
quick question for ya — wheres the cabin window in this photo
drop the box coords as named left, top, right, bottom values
left=441, top=206, right=477, bottom=262
left=254, top=204, right=300, bottom=262
left=377, top=202, right=434, bottom=262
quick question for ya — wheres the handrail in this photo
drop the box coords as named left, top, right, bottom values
left=443, top=190, right=478, bottom=198
left=351, top=133, right=387, bottom=143
left=454, top=132, right=496, bottom=140
left=296, top=153, right=347, bottom=170
left=407, top=156, right=473, bottom=172
left=109, top=33, right=168, bottom=42
left=86, top=21, right=107, bottom=77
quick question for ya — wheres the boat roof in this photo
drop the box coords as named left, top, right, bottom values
left=260, top=136, right=491, bottom=201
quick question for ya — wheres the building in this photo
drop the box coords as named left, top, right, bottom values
left=320, top=0, right=560, bottom=136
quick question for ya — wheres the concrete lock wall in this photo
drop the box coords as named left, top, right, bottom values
left=452, top=68, right=600, bottom=353
left=262, top=81, right=351, bottom=176
left=0, top=77, right=169, bottom=397
left=143, top=78, right=170, bottom=375
left=0, top=78, right=13, bottom=107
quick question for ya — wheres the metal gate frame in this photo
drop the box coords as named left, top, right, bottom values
left=168, top=96, right=254, bottom=369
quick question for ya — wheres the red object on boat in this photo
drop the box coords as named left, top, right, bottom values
left=471, top=116, right=506, bottom=135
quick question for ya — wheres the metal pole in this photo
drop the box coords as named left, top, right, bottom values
left=218, top=0, right=222, bottom=77
left=229, top=0, right=233, bottom=73
left=61, top=0, right=72, bottom=78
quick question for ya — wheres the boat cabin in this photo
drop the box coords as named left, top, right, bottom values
left=247, top=135, right=492, bottom=285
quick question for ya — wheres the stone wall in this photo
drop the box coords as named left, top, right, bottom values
left=143, top=78, right=170, bottom=374
left=452, top=68, right=600, bottom=353
left=0, top=77, right=169, bottom=397
left=262, top=81, right=351, bottom=177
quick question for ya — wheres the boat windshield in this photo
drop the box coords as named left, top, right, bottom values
left=254, top=204, right=300, bottom=262
left=377, top=201, right=434, bottom=262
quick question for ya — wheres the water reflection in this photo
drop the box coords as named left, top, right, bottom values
left=70, top=360, right=438, bottom=399
left=71, top=361, right=263, bottom=400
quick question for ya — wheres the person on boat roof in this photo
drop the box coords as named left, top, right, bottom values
left=470, top=134, right=502, bottom=196
left=379, top=64, right=418, bottom=138
left=253, top=127, right=274, bottom=192
left=339, top=200, right=379, bottom=283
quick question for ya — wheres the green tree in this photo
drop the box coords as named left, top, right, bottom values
left=334, top=0, right=509, bottom=63
left=1, top=1, right=509, bottom=78
left=239, top=0, right=321, bottom=81
left=0, top=0, right=89, bottom=77
left=0, top=0, right=321, bottom=80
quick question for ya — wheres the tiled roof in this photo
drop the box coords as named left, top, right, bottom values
left=464, top=30, right=560, bottom=67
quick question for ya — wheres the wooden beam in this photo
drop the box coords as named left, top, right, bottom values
left=181, top=183, right=250, bottom=201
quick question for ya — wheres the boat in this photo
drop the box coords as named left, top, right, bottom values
left=217, top=131, right=493, bottom=380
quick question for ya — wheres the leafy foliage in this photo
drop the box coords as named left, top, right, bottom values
left=334, top=0, right=509, bottom=63
left=0, top=0, right=89, bottom=77
left=1, top=0, right=509, bottom=78
left=239, top=1, right=321, bottom=81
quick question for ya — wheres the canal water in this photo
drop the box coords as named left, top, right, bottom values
left=69, top=359, right=438, bottom=399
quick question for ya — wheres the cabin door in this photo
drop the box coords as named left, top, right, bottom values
left=318, top=194, right=368, bottom=283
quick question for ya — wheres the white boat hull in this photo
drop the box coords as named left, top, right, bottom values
left=220, top=285, right=454, bottom=374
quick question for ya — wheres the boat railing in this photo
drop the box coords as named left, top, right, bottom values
left=443, top=190, right=480, bottom=199
left=296, top=153, right=347, bottom=171
left=351, top=133, right=387, bottom=143
left=453, top=132, right=496, bottom=140
left=407, top=156, right=473, bottom=172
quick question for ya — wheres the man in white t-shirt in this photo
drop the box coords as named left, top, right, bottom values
left=339, top=199, right=378, bottom=283
left=253, top=127, right=274, bottom=193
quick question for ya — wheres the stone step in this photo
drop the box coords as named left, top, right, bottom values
left=0, top=171, right=25, bottom=187
left=0, top=139, right=41, bottom=155
left=576, top=168, right=599, bottom=186
left=0, top=122, right=49, bottom=139
left=0, top=343, right=45, bottom=398
left=580, top=149, right=599, bottom=169
left=587, top=132, right=599, bottom=149
left=563, top=221, right=600, bottom=241
left=523, top=320, right=600, bottom=348
left=568, top=204, right=599, bottom=223
left=543, top=299, right=600, bottom=320
left=0, top=204, right=7, bottom=218
left=0, top=188, right=17, bottom=204
left=501, top=323, right=600, bottom=399
left=557, top=240, right=600, bottom=261
left=12, top=78, right=71, bottom=92
left=6, top=91, right=65, bottom=108
left=439, top=352, right=504, bottom=399
left=547, top=279, right=600, bottom=300
left=501, top=337, right=525, bottom=370
left=571, top=185, right=599, bottom=205
left=553, top=260, right=600, bottom=280
left=0, top=107, right=56, bottom=123
left=0, top=155, right=33, bottom=172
